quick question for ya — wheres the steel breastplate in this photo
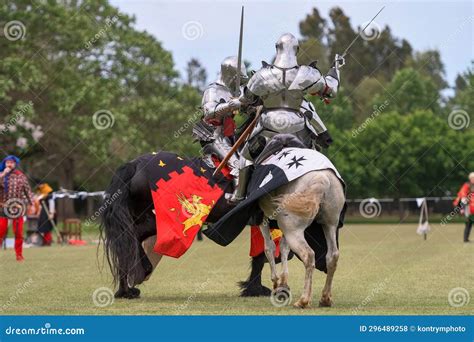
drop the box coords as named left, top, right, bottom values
left=260, top=109, right=305, bottom=134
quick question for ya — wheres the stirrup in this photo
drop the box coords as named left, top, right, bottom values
left=227, top=189, right=245, bottom=203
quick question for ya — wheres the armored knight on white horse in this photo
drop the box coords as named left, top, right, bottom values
left=199, top=30, right=346, bottom=308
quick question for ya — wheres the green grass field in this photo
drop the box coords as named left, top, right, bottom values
left=0, top=223, right=472, bottom=315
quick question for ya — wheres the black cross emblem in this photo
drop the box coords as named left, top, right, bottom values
left=286, top=155, right=306, bottom=169
left=278, top=151, right=291, bottom=160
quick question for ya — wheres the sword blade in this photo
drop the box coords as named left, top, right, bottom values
left=235, top=6, right=244, bottom=94
left=341, top=6, right=385, bottom=58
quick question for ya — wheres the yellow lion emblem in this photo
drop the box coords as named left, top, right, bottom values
left=177, top=194, right=213, bottom=236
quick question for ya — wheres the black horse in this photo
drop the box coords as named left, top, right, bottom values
left=99, top=154, right=271, bottom=299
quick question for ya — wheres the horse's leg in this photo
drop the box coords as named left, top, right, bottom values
left=280, top=225, right=315, bottom=309
left=278, top=236, right=290, bottom=290
left=239, top=254, right=272, bottom=297
left=115, top=271, right=141, bottom=299
left=142, top=235, right=163, bottom=281
left=115, top=221, right=156, bottom=299
left=260, top=218, right=279, bottom=289
left=318, top=172, right=345, bottom=307
left=319, top=223, right=339, bottom=307
left=115, top=242, right=148, bottom=299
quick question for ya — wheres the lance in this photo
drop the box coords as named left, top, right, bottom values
left=212, top=105, right=262, bottom=177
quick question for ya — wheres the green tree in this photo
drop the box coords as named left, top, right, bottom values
left=352, top=76, right=385, bottom=123
left=450, top=62, right=473, bottom=109
left=454, top=74, right=468, bottom=92
left=0, top=0, right=200, bottom=200
left=406, top=50, right=448, bottom=91
left=372, top=68, right=440, bottom=115
left=317, top=87, right=354, bottom=131
left=299, top=8, right=327, bottom=41
left=185, top=58, right=207, bottom=91
left=330, top=110, right=472, bottom=198
left=297, top=38, right=329, bottom=71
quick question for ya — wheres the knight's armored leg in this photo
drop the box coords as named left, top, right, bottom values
left=229, top=156, right=252, bottom=202
left=230, top=165, right=252, bottom=202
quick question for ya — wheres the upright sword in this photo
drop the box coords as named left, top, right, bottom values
left=335, top=6, right=385, bottom=68
left=235, top=6, right=244, bottom=95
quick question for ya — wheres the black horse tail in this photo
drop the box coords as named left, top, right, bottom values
left=100, top=161, right=139, bottom=288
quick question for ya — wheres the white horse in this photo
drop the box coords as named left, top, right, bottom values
left=259, top=169, right=345, bottom=308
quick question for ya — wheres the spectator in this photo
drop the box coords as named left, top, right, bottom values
left=453, top=172, right=474, bottom=243
left=36, top=183, right=56, bottom=246
left=0, top=155, right=34, bottom=261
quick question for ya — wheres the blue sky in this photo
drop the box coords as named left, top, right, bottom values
left=111, top=0, right=473, bottom=88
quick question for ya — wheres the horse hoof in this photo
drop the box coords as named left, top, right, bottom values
left=293, top=299, right=310, bottom=309
left=114, top=289, right=126, bottom=298
left=115, top=287, right=141, bottom=299
left=318, top=298, right=333, bottom=307
left=128, top=287, right=141, bottom=298
left=240, top=284, right=272, bottom=297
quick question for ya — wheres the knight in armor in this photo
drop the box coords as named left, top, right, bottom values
left=192, top=56, right=249, bottom=200
left=233, top=33, right=343, bottom=200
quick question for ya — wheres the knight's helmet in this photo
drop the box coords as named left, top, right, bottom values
left=217, top=56, right=248, bottom=90
left=273, top=33, right=299, bottom=68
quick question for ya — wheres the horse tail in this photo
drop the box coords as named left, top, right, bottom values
left=100, top=161, right=139, bottom=288
left=275, top=171, right=330, bottom=220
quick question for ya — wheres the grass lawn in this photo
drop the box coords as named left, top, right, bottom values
left=0, top=223, right=472, bottom=315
